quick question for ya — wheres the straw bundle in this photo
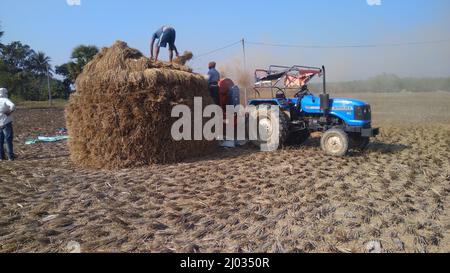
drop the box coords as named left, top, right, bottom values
left=174, top=51, right=194, bottom=65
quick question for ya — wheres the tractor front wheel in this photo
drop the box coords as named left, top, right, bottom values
left=321, top=128, right=349, bottom=157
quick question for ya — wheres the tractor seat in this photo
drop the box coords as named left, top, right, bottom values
left=259, top=71, right=286, bottom=82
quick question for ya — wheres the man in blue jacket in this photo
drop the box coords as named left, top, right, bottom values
left=150, top=25, right=179, bottom=63
left=207, top=62, right=220, bottom=105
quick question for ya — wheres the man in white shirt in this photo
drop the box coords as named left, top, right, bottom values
left=0, top=88, right=16, bottom=161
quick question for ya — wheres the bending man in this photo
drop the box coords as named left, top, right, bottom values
left=150, top=25, right=179, bottom=63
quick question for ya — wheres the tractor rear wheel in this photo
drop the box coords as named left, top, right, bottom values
left=321, top=128, right=349, bottom=157
left=249, top=104, right=289, bottom=150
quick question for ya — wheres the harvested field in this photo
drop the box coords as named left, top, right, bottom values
left=0, top=92, right=449, bottom=253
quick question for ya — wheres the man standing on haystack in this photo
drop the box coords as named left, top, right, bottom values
left=150, top=25, right=179, bottom=63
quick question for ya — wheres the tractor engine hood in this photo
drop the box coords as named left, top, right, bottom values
left=298, top=95, right=369, bottom=111
left=298, top=95, right=372, bottom=126
left=331, top=98, right=368, bottom=108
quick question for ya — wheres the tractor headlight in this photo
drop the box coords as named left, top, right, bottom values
left=354, top=105, right=371, bottom=121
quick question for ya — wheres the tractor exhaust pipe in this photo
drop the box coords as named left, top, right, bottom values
left=320, top=65, right=330, bottom=112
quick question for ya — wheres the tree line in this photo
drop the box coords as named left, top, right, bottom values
left=2, top=24, right=449, bottom=101
left=0, top=25, right=98, bottom=101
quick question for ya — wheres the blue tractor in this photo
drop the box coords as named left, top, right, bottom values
left=248, top=65, right=379, bottom=156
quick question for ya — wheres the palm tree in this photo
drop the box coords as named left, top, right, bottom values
left=31, top=51, right=53, bottom=104
left=71, top=45, right=99, bottom=67
left=31, top=51, right=52, bottom=76
left=56, top=45, right=99, bottom=88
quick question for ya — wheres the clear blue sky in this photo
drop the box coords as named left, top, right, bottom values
left=1, top=0, right=449, bottom=80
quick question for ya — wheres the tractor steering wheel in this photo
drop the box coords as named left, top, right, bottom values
left=275, top=89, right=286, bottom=99
left=295, top=85, right=310, bottom=98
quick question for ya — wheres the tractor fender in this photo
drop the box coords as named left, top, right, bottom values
left=248, top=98, right=291, bottom=110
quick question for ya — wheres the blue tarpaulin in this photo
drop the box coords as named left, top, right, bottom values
left=25, top=136, right=69, bottom=145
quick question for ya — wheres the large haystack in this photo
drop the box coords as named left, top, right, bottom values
left=65, top=41, right=216, bottom=169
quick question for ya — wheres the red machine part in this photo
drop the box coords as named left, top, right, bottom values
left=218, top=78, right=237, bottom=135
left=218, top=78, right=234, bottom=112
left=284, top=69, right=321, bottom=88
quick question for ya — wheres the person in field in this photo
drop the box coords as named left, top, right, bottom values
left=150, top=25, right=179, bottom=63
left=218, top=78, right=234, bottom=111
left=207, top=62, right=220, bottom=105
left=0, top=88, right=16, bottom=161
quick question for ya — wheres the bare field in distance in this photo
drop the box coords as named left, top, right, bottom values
left=247, top=90, right=450, bottom=124
left=334, top=91, right=450, bottom=124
